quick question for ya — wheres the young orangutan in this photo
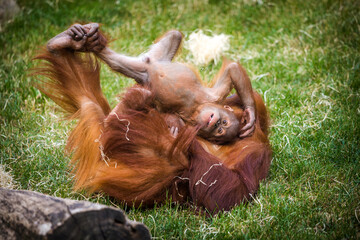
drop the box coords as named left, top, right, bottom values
left=47, top=23, right=256, bottom=144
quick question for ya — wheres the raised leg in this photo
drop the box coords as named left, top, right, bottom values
left=210, top=61, right=256, bottom=138
left=146, top=30, right=183, bottom=61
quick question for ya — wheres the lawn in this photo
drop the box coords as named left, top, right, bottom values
left=1, top=0, right=359, bottom=239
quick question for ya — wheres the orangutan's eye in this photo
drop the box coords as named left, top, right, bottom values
left=223, top=120, right=228, bottom=126
left=214, top=119, right=221, bottom=128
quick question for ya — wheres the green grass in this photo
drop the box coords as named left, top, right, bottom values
left=1, top=0, right=359, bottom=239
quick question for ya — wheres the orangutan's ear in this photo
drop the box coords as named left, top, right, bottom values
left=223, top=105, right=233, bottom=112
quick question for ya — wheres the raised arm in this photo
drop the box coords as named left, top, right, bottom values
left=46, top=23, right=147, bottom=84
left=47, top=23, right=183, bottom=86
left=94, top=30, right=183, bottom=84
left=96, top=48, right=149, bottom=85
left=210, top=60, right=256, bottom=138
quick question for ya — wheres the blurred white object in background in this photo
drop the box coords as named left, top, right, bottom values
left=185, top=30, right=230, bottom=65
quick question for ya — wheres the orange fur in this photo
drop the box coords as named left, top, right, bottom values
left=34, top=50, right=194, bottom=206
left=34, top=51, right=110, bottom=189
left=34, top=49, right=272, bottom=213
left=187, top=92, right=271, bottom=213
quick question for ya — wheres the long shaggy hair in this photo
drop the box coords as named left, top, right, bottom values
left=33, top=48, right=271, bottom=214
